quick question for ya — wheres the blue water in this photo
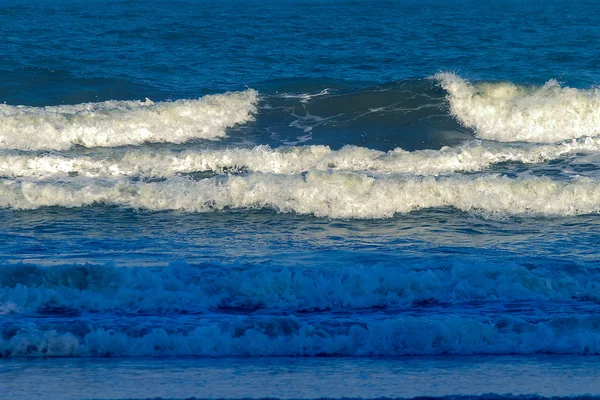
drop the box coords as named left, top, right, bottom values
left=1, top=0, right=600, bottom=398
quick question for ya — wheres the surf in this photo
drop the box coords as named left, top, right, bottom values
left=2, top=172, right=600, bottom=218
left=0, top=89, right=258, bottom=150
left=436, top=73, right=600, bottom=143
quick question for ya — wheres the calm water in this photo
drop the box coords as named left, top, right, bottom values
left=1, top=0, right=600, bottom=399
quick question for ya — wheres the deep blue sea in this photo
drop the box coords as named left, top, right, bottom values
left=2, top=0, right=600, bottom=399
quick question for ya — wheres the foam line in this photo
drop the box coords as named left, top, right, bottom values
left=1, top=137, right=600, bottom=178
left=3, top=313, right=600, bottom=356
left=1, top=172, right=600, bottom=217
left=1, top=260, right=597, bottom=315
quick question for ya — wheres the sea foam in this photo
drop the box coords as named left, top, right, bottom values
left=3, top=313, right=600, bottom=356
left=1, top=137, right=600, bottom=179
left=436, top=73, right=600, bottom=143
left=0, top=90, right=258, bottom=150
left=1, top=172, right=600, bottom=218
left=1, top=260, right=597, bottom=315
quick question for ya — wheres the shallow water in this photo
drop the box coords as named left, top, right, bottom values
left=2, top=356, right=600, bottom=400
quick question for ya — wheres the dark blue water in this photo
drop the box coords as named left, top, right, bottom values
left=3, top=0, right=600, bottom=103
left=1, top=0, right=600, bottom=398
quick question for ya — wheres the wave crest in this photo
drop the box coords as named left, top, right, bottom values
left=4, top=313, right=600, bottom=356
left=0, top=90, right=258, bottom=150
left=436, top=73, right=600, bottom=143
left=0, top=259, right=597, bottom=315
left=1, top=137, right=599, bottom=179
left=2, top=172, right=600, bottom=218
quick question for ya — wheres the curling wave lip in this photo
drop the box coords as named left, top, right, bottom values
left=435, top=73, right=600, bottom=143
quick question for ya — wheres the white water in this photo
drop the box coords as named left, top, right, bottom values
left=3, top=312, right=600, bottom=356
left=2, top=172, right=600, bottom=218
left=436, top=73, right=600, bottom=143
left=0, top=90, right=258, bottom=150
left=1, top=137, right=599, bottom=178
left=1, top=259, right=597, bottom=315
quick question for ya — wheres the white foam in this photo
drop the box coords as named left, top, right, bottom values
left=436, top=73, right=600, bottom=143
left=1, top=172, right=600, bottom=218
left=3, top=313, right=600, bottom=356
left=0, top=90, right=258, bottom=150
left=1, top=260, right=597, bottom=315
left=2, top=137, right=600, bottom=179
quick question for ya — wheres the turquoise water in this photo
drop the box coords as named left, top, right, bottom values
left=1, top=0, right=600, bottom=398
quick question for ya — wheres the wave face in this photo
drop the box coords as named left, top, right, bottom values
left=0, top=90, right=258, bottom=150
left=436, top=73, right=600, bottom=143
left=2, top=173, right=600, bottom=218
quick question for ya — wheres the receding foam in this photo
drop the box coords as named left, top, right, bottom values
left=0, top=90, right=258, bottom=150
left=436, top=73, right=600, bottom=143
left=2, top=172, right=600, bottom=218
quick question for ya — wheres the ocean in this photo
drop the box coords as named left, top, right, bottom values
left=1, top=0, right=600, bottom=399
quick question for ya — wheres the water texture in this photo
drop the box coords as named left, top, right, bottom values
left=1, top=0, right=600, bottom=398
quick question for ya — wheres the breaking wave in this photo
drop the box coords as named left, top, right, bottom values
left=436, top=73, right=600, bottom=143
left=1, top=137, right=599, bottom=178
left=0, top=89, right=258, bottom=150
left=1, top=259, right=597, bottom=315
left=1, top=172, right=600, bottom=218
left=3, top=313, right=600, bottom=356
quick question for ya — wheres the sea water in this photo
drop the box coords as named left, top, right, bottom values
left=1, top=0, right=600, bottom=399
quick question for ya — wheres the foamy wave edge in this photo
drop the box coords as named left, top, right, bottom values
left=0, top=89, right=258, bottom=150
left=435, top=73, right=600, bottom=143
left=3, top=314, right=600, bottom=356
left=1, top=137, right=599, bottom=178
left=2, top=260, right=597, bottom=315
left=1, top=172, right=600, bottom=218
